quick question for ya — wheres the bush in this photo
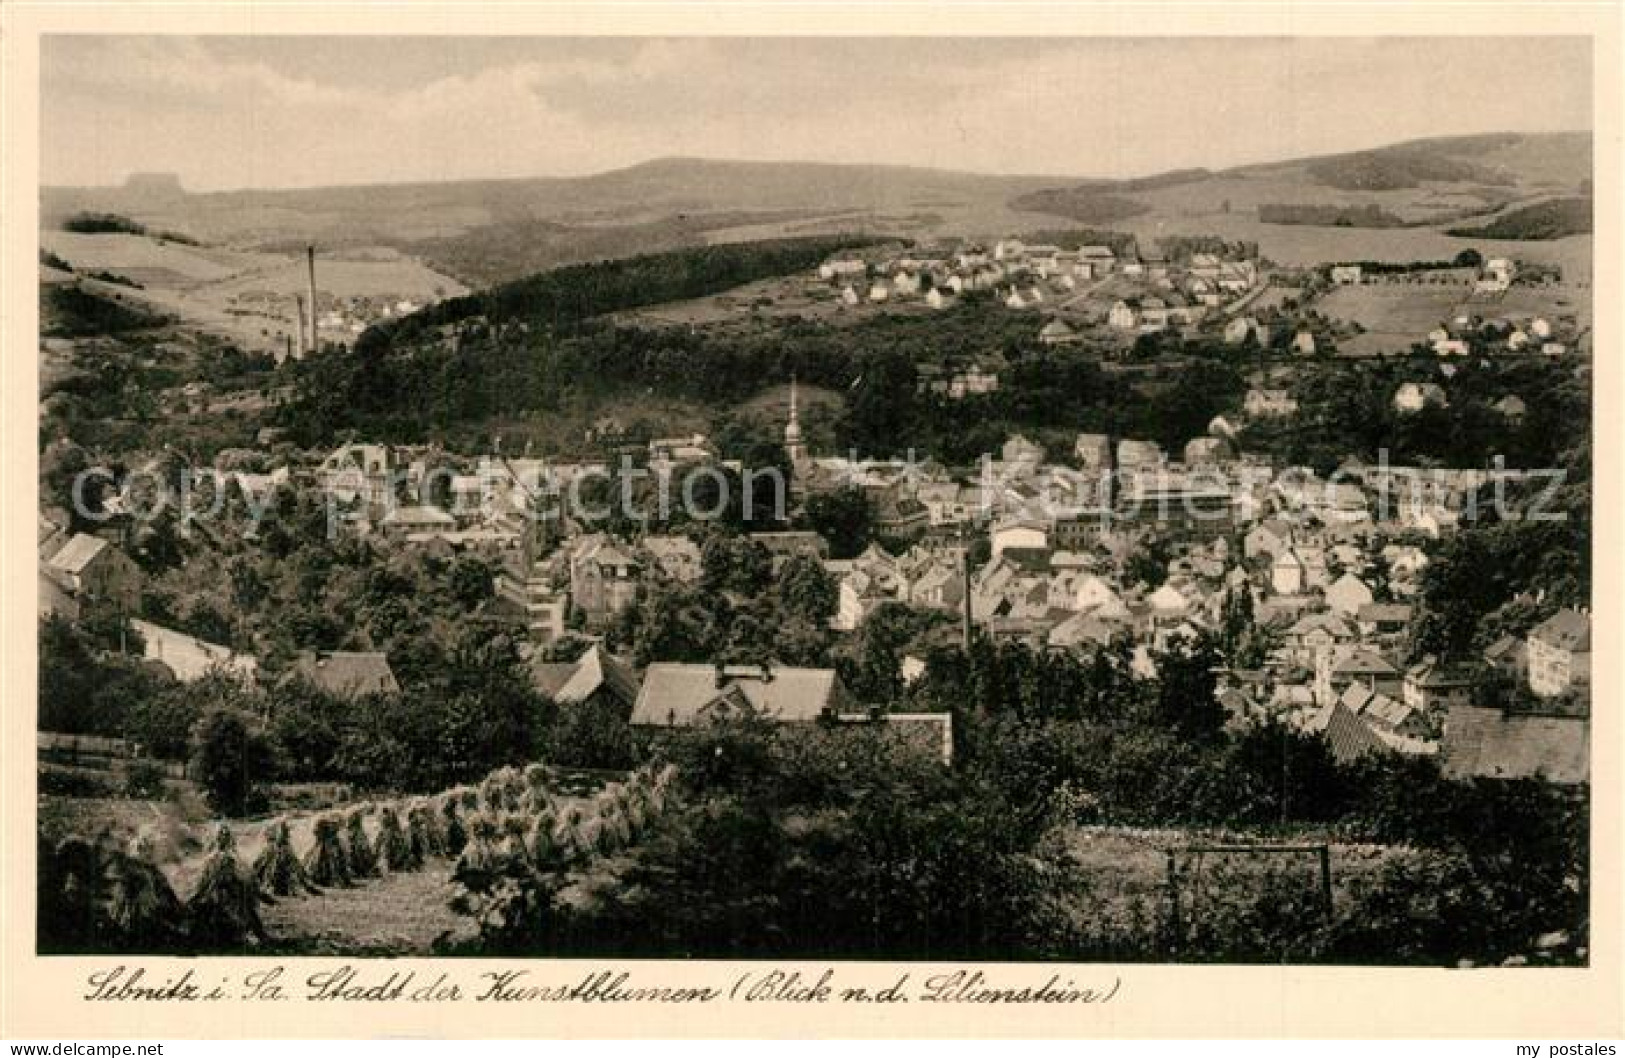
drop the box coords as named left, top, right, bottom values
left=124, top=758, right=168, bottom=799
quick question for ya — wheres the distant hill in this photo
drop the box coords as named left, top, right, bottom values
left=42, top=131, right=1593, bottom=288
left=1447, top=196, right=1593, bottom=240
left=43, top=157, right=1069, bottom=285
left=1013, top=131, right=1590, bottom=227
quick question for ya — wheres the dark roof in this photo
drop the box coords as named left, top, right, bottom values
left=1441, top=704, right=1588, bottom=784
left=1334, top=649, right=1400, bottom=677
left=292, top=651, right=400, bottom=697
left=1484, top=634, right=1526, bottom=665
left=1406, top=657, right=1473, bottom=688
left=534, top=646, right=641, bottom=708
left=1529, top=608, right=1590, bottom=653
left=1322, top=703, right=1392, bottom=764
left=531, top=662, right=579, bottom=699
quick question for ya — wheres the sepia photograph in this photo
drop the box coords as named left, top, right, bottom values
left=27, top=29, right=1598, bottom=975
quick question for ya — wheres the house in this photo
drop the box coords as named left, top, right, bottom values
left=1078, top=246, right=1116, bottom=274
left=291, top=650, right=400, bottom=697
left=819, top=258, right=867, bottom=281
left=840, top=285, right=861, bottom=306
left=1116, top=438, right=1164, bottom=470
left=530, top=645, right=641, bottom=714
left=43, top=534, right=142, bottom=610
left=993, top=239, right=1026, bottom=261
left=990, top=518, right=1049, bottom=558
left=1330, top=264, right=1363, bottom=285
left=1527, top=608, right=1590, bottom=698
left=1074, top=433, right=1112, bottom=472
left=907, top=559, right=966, bottom=612
left=1004, top=287, right=1044, bottom=310
left=924, top=287, right=958, bottom=311
left=1048, top=611, right=1120, bottom=652
left=1002, top=433, right=1045, bottom=466
left=1394, top=382, right=1449, bottom=414
left=569, top=535, right=642, bottom=622
left=1292, top=330, right=1318, bottom=356
left=131, top=619, right=257, bottom=683
left=1441, top=703, right=1587, bottom=784
left=1329, top=648, right=1403, bottom=699
left=1283, top=611, right=1356, bottom=669
left=1484, top=633, right=1527, bottom=679
left=1357, top=602, right=1413, bottom=639
left=1339, top=683, right=1429, bottom=740
left=874, top=493, right=930, bottom=539
left=867, top=282, right=891, bottom=303
left=1270, top=550, right=1306, bottom=596
left=631, top=663, right=851, bottom=727
left=1038, top=318, right=1082, bottom=346
left=379, top=504, right=457, bottom=538
left=1244, top=518, right=1297, bottom=561
left=1403, top=658, right=1474, bottom=714
left=1107, top=299, right=1141, bottom=330
left=1223, top=317, right=1263, bottom=346
left=1494, top=395, right=1528, bottom=423
left=1325, top=572, right=1375, bottom=617
left=649, top=433, right=718, bottom=467
left=1137, top=296, right=1170, bottom=330
left=319, top=443, right=394, bottom=509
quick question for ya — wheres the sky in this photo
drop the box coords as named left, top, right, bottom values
left=41, top=36, right=1592, bottom=191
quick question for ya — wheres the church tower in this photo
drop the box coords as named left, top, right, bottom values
left=784, top=375, right=807, bottom=468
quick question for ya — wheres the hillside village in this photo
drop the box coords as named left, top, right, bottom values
left=41, top=358, right=1590, bottom=785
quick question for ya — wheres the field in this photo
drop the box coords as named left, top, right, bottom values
left=38, top=231, right=467, bottom=356
left=1316, top=282, right=1475, bottom=354
left=38, top=766, right=618, bottom=955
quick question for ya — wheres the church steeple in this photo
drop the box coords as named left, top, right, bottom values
left=784, top=375, right=806, bottom=466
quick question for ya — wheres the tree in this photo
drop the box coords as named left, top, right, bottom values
left=448, top=555, right=496, bottom=609
left=1149, top=633, right=1225, bottom=739
left=802, top=486, right=873, bottom=560
left=190, top=708, right=277, bottom=817
left=776, top=554, right=837, bottom=626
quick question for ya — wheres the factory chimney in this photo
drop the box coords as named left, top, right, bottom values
left=305, top=245, right=319, bottom=355
left=293, top=295, right=307, bottom=359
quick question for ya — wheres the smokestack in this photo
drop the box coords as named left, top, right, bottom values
left=306, top=245, right=318, bottom=355
left=293, top=295, right=307, bottom=359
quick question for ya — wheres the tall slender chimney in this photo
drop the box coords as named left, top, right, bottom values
left=305, top=245, right=319, bottom=355
left=293, top=295, right=307, bottom=359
